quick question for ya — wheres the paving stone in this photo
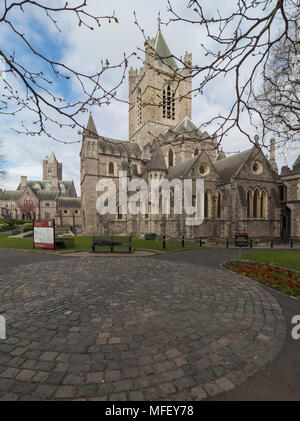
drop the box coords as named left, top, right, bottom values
left=105, top=370, right=122, bottom=382
left=86, top=372, right=104, bottom=384
left=0, top=257, right=286, bottom=401
left=159, top=382, right=176, bottom=395
left=1, top=367, right=19, bottom=379
left=203, top=382, right=223, bottom=397
left=109, top=393, right=127, bottom=401
left=63, top=374, right=85, bottom=385
left=16, top=369, right=36, bottom=381
left=39, top=352, right=58, bottom=362
left=215, top=376, right=235, bottom=392
left=32, top=384, right=57, bottom=398
left=114, top=379, right=133, bottom=393
left=54, top=386, right=76, bottom=399
left=190, top=386, right=208, bottom=400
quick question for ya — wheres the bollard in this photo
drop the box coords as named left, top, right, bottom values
left=163, top=235, right=166, bottom=250
left=182, top=236, right=185, bottom=248
left=226, top=239, right=229, bottom=248
left=291, top=239, right=293, bottom=248
left=271, top=239, right=273, bottom=248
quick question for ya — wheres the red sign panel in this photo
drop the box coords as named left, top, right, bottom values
left=33, top=220, right=55, bottom=249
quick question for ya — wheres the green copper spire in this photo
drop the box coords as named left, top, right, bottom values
left=153, top=29, right=177, bottom=68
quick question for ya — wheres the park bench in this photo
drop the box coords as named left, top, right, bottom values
left=91, top=235, right=132, bottom=253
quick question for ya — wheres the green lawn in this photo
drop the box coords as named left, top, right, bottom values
left=0, top=234, right=198, bottom=252
left=242, top=252, right=300, bottom=271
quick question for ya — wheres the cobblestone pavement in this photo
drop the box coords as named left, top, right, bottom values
left=0, top=257, right=286, bottom=401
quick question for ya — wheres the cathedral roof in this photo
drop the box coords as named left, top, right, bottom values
left=146, top=143, right=167, bottom=171
left=173, top=116, right=199, bottom=134
left=57, top=197, right=81, bottom=208
left=84, top=113, right=98, bottom=139
left=213, top=148, right=254, bottom=182
left=153, top=29, right=177, bottom=68
left=36, top=190, right=60, bottom=201
left=167, top=155, right=199, bottom=180
left=97, top=137, right=141, bottom=158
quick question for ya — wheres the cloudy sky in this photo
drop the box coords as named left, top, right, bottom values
left=0, top=0, right=298, bottom=194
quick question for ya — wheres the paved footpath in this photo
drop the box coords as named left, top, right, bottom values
left=0, top=251, right=289, bottom=401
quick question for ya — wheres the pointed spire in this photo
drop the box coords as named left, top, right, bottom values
left=217, top=148, right=226, bottom=161
left=48, top=150, right=57, bottom=162
left=269, top=138, right=278, bottom=173
left=84, top=113, right=98, bottom=139
left=153, top=28, right=177, bottom=68
left=147, top=143, right=167, bottom=171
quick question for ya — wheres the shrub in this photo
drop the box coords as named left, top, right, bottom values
left=0, top=223, right=9, bottom=232
left=23, top=222, right=33, bottom=233
left=145, top=233, right=157, bottom=241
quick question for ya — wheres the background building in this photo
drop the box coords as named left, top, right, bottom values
left=0, top=151, right=81, bottom=227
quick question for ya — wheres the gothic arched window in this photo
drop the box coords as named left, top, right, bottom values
left=194, top=149, right=199, bottom=156
left=168, top=149, right=174, bottom=168
left=204, top=191, right=212, bottom=219
left=108, top=162, right=115, bottom=175
left=247, top=189, right=253, bottom=218
left=216, top=192, right=221, bottom=218
left=261, top=190, right=267, bottom=219
left=117, top=205, right=123, bottom=220
left=253, top=189, right=260, bottom=218
left=163, top=85, right=175, bottom=120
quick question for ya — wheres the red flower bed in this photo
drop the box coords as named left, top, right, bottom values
left=225, top=261, right=300, bottom=296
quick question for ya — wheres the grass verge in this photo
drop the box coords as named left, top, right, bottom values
left=0, top=234, right=198, bottom=252
left=242, top=251, right=300, bottom=271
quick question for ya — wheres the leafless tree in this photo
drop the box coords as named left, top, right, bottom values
left=1, top=0, right=300, bottom=152
left=251, top=32, right=300, bottom=151
left=0, top=0, right=132, bottom=144
left=153, top=0, right=300, bottom=150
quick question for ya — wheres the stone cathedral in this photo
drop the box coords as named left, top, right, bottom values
left=80, top=27, right=300, bottom=242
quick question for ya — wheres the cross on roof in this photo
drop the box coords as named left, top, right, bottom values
left=157, top=11, right=161, bottom=31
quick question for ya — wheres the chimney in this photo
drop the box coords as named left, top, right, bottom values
left=20, top=176, right=27, bottom=189
left=269, top=138, right=278, bottom=173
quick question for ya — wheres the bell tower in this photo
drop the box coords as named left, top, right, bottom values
left=129, top=23, right=192, bottom=149
left=43, top=151, right=62, bottom=181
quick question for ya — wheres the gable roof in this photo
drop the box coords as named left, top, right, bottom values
left=0, top=190, right=23, bottom=201
left=173, top=116, right=199, bottom=134
left=153, top=29, right=177, bottom=68
left=213, top=148, right=254, bottom=183
left=167, top=155, right=199, bottom=180
left=57, top=197, right=81, bottom=208
left=97, top=137, right=141, bottom=158
left=146, top=143, right=167, bottom=171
